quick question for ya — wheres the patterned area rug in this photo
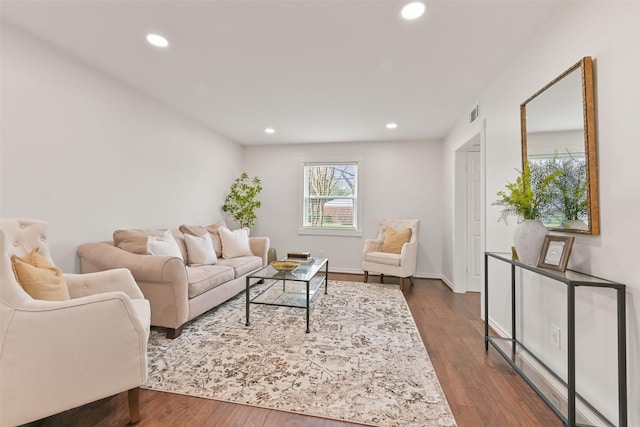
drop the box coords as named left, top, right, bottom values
left=143, top=280, right=457, bottom=427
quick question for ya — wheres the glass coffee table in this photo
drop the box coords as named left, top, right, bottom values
left=245, top=257, right=328, bottom=333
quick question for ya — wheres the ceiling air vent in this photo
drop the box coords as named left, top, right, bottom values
left=469, top=103, right=480, bottom=125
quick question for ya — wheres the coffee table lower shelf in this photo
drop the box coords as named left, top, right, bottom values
left=245, top=258, right=329, bottom=333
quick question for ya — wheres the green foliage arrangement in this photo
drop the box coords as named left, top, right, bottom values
left=221, top=173, right=263, bottom=229
left=494, top=162, right=559, bottom=224
left=545, top=156, right=588, bottom=221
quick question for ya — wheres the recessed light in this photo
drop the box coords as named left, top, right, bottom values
left=146, top=34, right=169, bottom=48
left=265, top=128, right=275, bottom=134
left=401, top=2, right=426, bottom=20
left=386, top=123, right=398, bottom=129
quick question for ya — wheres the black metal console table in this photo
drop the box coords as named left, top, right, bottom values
left=484, top=251, right=627, bottom=427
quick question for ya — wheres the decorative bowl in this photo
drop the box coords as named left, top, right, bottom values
left=271, top=261, right=299, bottom=272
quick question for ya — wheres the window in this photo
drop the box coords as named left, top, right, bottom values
left=300, top=161, right=362, bottom=236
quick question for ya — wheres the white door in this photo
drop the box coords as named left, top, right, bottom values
left=466, top=151, right=482, bottom=292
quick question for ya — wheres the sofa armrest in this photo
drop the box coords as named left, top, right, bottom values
left=65, top=268, right=144, bottom=300
left=78, top=242, right=187, bottom=284
left=249, top=236, right=270, bottom=266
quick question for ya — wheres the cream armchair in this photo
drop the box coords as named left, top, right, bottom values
left=361, top=218, right=420, bottom=291
left=0, top=219, right=150, bottom=426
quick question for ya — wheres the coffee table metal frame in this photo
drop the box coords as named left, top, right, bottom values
left=245, top=257, right=329, bottom=333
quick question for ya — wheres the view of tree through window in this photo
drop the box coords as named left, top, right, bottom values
left=303, top=163, right=358, bottom=229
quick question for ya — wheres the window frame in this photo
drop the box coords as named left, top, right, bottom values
left=298, top=159, right=363, bottom=236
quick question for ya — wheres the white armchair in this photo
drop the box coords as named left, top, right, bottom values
left=361, top=218, right=420, bottom=291
left=0, top=219, right=150, bottom=426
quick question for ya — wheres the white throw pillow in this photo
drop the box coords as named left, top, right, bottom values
left=184, top=232, right=217, bottom=266
left=147, top=229, right=183, bottom=260
left=219, top=227, right=253, bottom=259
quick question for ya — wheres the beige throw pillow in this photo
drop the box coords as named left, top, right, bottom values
left=382, top=227, right=412, bottom=254
left=206, top=221, right=227, bottom=257
left=114, top=229, right=164, bottom=254
left=184, top=233, right=217, bottom=266
left=11, top=248, right=70, bottom=301
left=146, top=229, right=183, bottom=260
left=219, top=227, right=253, bottom=258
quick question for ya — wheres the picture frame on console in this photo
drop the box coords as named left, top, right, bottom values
left=537, top=235, right=575, bottom=272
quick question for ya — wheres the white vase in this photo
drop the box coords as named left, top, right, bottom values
left=513, top=220, right=548, bottom=265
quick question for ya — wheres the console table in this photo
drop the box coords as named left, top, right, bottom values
left=484, top=252, right=627, bottom=427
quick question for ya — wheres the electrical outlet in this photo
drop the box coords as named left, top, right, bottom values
left=551, top=325, right=561, bottom=349
left=319, top=249, right=324, bottom=257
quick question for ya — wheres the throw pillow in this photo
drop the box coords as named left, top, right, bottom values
left=11, top=248, right=70, bottom=301
left=114, top=229, right=164, bottom=254
left=184, top=233, right=217, bottom=266
left=382, top=227, right=412, bottom=254
left=147, top=229, right=183, bottom=260
left=219, top=227, right=253, bottom=259
left=205, top=221, right=226, bottom=257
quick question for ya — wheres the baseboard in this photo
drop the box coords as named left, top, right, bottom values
left=327, top=267, right=441, bottom=281
left=488, top=318, right=601, bottom=425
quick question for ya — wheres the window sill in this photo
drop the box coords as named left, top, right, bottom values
left=298, top=227, right=362, bottom=237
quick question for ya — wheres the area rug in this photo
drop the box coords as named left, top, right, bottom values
left=143, top=280, right=457, bottom=427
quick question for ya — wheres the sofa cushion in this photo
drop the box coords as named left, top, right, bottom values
left=186, top=265, right=235, bottom=299
left=219, top=227, right=253, bottom=258
left=184, top=233, right=217, bottom=266
left=11, top=248, right=70, bottom=301
left=114, top=228, right=187, bottom=260
left=382, top=227, right=412, bottom=254
left=147, top=230, right=183, bottom=260
left=364, top=251, right=401, bottom=267
left=217, top=256, right=262, bottom=278
left=206, top=221, right=226, bottom=257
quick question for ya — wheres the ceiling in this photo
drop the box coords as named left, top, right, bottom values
left=1, top=1, right=564, bottom=146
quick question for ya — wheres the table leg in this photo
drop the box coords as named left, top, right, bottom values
left=306, top=280, right=310, bottom=333
left=245, top=276, right=250, bottom=326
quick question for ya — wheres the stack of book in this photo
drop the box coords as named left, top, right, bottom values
left=287, top=251, right=311, bottom=261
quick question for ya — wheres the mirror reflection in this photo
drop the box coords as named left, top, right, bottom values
left=521, top=56, right=599, bottom=235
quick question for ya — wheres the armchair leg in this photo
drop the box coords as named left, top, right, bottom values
left=128, top=387, right=141, bottom=424
left=409, top=276, right=415, bottom=288
left=399, top=277, right=404, bottom=291
left=364, top=271, right=369, bottom=283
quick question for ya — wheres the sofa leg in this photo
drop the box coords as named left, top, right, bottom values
left=166, top=326, right=183, bottom=339
left=364, top=271, right=369, bottom=283
left=128, top=387, right=141, bottom=424
left=399, top=277, right=404, bottom=291
left=379, top=274, right=384, bottom=284
left=409, top=276, right=415, bottom=288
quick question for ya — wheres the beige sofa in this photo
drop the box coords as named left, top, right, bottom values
left=78, top=222, right=269, bottom=338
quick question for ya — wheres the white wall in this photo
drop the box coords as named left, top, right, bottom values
left=0, top=24, right=243, bottom=272
left=243, top=139, right=443, bottom=277
left=444, top=2, right=639, bottom=424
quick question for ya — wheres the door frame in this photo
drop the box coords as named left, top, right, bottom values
left=452, top=121, right=486, bottom=301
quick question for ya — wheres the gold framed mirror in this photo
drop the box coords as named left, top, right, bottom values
left=521, top=56, right=599, bottom=235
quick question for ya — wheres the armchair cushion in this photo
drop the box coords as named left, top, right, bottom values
left=364, top=251, right=401, bottom=267
left=382, top=227, right=412, bottom=254
left=11, top=248, right=70, bottom=301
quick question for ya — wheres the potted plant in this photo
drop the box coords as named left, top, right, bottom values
left=493, top=162, right=559, bottom=265
left=222, top=173, right=263, bottom=229
left=548, top=156, right=588, bottom=230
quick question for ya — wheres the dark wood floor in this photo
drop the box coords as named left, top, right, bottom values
left=23, top=274, right=561, bottom=427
